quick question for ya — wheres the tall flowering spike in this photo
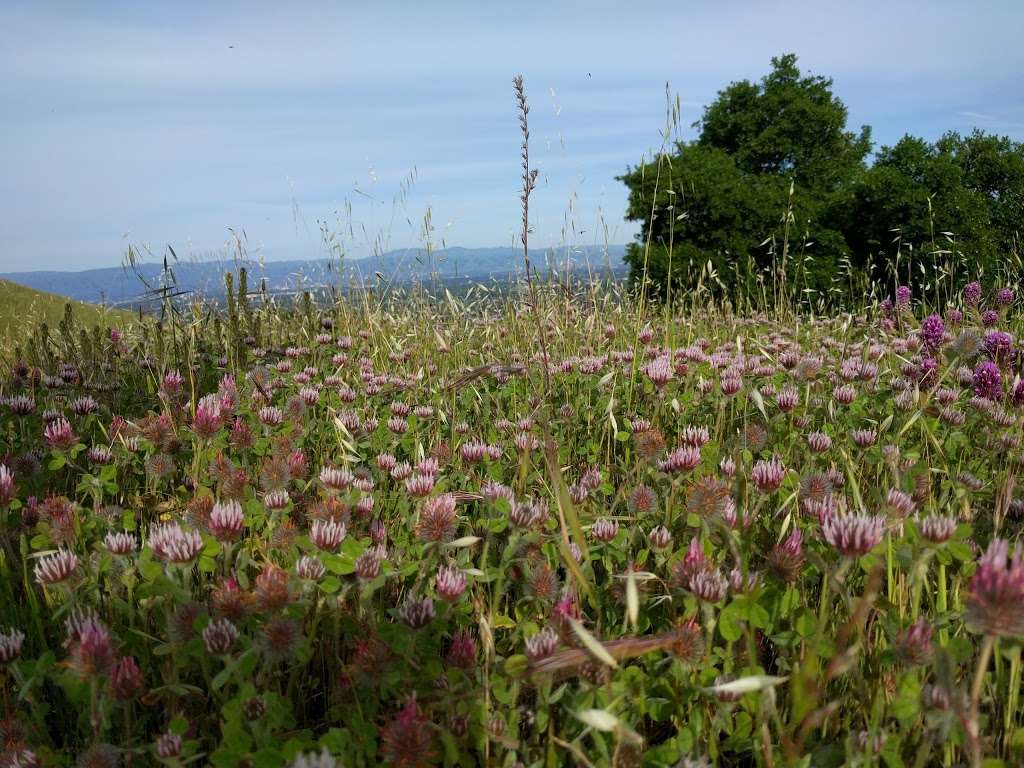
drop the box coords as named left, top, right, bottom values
left=966, top=538, right=1024, bottom=637
left=209, top=500, right=245, bottom=542
left=34, top=549, right=78, bottom=585
left=822, top=514, right=886, bottom=557
left=310, top=519, right=346, bottom=552
left=149, top=522, right=203, bottom=564
left=751, top=457, right=786, bottom=493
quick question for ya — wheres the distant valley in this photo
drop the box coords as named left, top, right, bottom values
left=0, top=245, right=627, bottom=306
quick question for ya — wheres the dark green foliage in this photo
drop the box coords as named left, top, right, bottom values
left=845, top=131, right=1024, bottom=286
left=697, top=54, right=871, bottom=188
left=622, top=54, right=1024, bottom=305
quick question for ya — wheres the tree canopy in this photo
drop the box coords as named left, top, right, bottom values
left=620, top=54, right=1024, bottom=306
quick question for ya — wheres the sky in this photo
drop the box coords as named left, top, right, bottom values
left=1, top=0, right=1023, bottom=272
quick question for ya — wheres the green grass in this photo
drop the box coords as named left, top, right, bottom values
left=0, top=278, right=134, bottom=351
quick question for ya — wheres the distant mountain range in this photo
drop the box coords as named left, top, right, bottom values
left=0, top=245, right=627, bottom=306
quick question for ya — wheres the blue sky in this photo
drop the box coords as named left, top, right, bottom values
left=1, top=0, right=1022, bottom=272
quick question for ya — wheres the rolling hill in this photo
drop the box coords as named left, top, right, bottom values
left=0, top=245, right=627, bottom=307
left=0, top=279, right=134, bottom=350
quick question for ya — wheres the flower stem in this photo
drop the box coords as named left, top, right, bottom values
left=937, top=562, right=948, bottom=645
left=968, top=633, right=995, bottom=768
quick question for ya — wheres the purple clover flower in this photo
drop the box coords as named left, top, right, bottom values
left=973, top=360, right=1003, bottom=401
left=965, top=281, right=982, bottom=306
left=919, top=314, right=945, bottom=351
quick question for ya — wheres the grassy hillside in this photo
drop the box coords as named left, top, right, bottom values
left=0, top=278, right=134, bottom=351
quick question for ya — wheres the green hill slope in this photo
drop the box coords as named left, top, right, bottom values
left=0, top=279, right=135, bottom=351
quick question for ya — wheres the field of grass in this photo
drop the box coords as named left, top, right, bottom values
left=0, top=279, right=134, bottom=353
left=0, top=274, right=1022, bottom=767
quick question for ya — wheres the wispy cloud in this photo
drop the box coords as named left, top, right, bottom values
left=957, top=108, right=1024, bottom=131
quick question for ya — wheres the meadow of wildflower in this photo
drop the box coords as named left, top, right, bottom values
left=2, top=72, right=1024, bottom=768
left=1, top=267, right=1023, bottom=768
